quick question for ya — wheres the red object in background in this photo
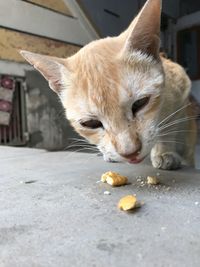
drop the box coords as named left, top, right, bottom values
left=0, top=76, right=14, bottom=125
left=0, top=100, right=12, bottom=112
left=1, top=76, right=14, bottom=90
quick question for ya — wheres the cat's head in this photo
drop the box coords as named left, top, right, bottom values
left=20, top=0, right=164, bottom=163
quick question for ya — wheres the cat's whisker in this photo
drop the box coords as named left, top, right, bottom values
left=73, top=147, right=99, bottom=153
left=156, top=140, right=185, bottom=145
left=65, top=145, right=98, bottom=151
left=64, top=146, right=99, bottom=155
left=64, top=140, right=98, bottom=150
left=67, top=139, right=89, bottom=145
left=65, top=138, right=91, bottom=149
left=158, top=116, right=198, bottom=131
left=157, top=130, right=196, bottom=137
left=63, top=149, right=100, bottom=163
left=157, top=102, right=191, bottom=127
left=68, top=137, right=88, bottom=142
left=65, top=141, right=90, bottom=148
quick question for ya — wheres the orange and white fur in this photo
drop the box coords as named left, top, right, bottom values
left=20, top=0, right=196, bottom=170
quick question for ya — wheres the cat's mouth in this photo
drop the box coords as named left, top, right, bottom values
left=128, top=156, right=146, bottom=164
left=128, top=158, right=144, bottom=164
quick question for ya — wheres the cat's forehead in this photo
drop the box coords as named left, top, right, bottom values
left=64, top=39, right=164, bottom=120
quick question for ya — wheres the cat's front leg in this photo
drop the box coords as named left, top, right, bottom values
left=150, top=142, right=182, bottom=170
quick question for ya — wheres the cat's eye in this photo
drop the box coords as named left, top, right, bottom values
left=80, top=120, right=103, bottom=129
left=132, top=97, right=150, bottom=116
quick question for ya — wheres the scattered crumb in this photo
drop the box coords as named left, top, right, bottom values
left=96, top=180, right=101, bottom=184
left=24, top=180, right=37, bottom=184
left=147, top=176, right=159, bottom=185
left=172, top=179, right=176, bottom=183
left=104, top=191, right=111, bottom=195
left=195, top=202, right=199, bottom=206
left=118, top=195, right=141, bottom=211
left=156, top=172, right=161, bottom=176
left=166, top=187, right=171, bottom=191
left=20, top=180, right=37, bottom=184
left=161, top=227, right=166, bottom=231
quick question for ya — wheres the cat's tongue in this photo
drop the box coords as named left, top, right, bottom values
left=128, top=158, right=144, bottom=164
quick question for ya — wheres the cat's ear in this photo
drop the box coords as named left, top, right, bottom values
left=122, top=0, right=161, bottom=59
left=20, top=50, right=69, bottom=94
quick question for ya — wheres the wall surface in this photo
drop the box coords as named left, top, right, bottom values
left=174, top=11, right=200, bottom=103
left=0, top=0, right=87, bottom=150
left=191, top=81, right=200, bottom=100
left=25, top=71, right=78, bottom=150
left=0, top=28, right=79, bottom=63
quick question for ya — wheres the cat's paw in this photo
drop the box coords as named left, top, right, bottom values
left=151, top=152, right=181, bottom=170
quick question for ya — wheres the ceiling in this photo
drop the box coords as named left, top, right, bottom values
left=77, top=0, right=200, bottom=37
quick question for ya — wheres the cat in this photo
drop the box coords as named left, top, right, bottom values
left=20, top=0, right=196, bottom=170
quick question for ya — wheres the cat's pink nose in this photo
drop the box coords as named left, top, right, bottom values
left=120, top=149, right=141, bottom=160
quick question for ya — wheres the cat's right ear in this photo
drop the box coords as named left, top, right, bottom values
left=20, top=50, right=70, bottom=94
left=121, top=0, right=161, bottom=60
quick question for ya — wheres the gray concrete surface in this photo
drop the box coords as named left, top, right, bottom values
left=1, top=146, right=200, bottom=267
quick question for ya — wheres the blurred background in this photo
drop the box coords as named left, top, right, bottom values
left=0, top=0, right=199, bottom=151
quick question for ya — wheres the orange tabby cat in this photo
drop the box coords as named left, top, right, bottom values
left=20, top=0, right=196, bottom=170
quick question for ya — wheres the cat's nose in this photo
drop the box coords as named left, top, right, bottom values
left=119, top=148, right=141, bottom=160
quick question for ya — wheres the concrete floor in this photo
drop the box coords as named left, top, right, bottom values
left=1, top=146, right=200, bottom=267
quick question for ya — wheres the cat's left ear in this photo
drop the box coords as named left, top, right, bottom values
left=122, top=0, right=162, bottom=60
left=20, top=50, right=69, bottom=94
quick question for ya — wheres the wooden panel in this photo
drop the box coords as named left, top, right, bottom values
left=0, top=0, right=92, bottom=45
left=0, top=28, right=80, bottom=63
left=25, top=0, right=72, bottom=16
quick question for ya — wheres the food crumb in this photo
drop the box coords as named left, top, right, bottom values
left=101, top=171, right=128, bottom=186
left=104, top=191, right=111, bottom=195
left=147, top=176, right=159, bottom=185
left=118, top=195, right=141, bottom=211
left=195, top=202, right=199, bottom=206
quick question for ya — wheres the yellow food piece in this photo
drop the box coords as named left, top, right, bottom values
left=118, top=195, right=137, bottom=211
left=147, top=176, right=159, bottom=185
left=101, top=172, right=111, bottom=183
left=101, top=171, right=128, bottom=186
